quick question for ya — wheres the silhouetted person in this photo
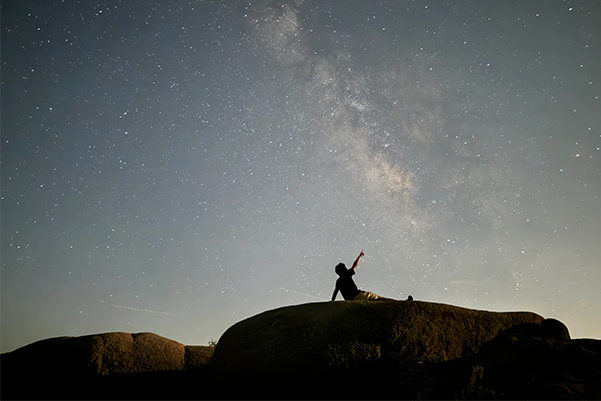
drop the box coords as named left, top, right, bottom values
left=331, top=251, right=412, bottom=301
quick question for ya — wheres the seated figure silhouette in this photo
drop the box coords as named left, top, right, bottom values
left=331, top=251, right=413, bottom=301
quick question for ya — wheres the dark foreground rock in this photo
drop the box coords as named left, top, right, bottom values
left=427, top=322, right=601, bottom=400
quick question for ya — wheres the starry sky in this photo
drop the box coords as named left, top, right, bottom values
left=2, top=0, right=600, bottom=353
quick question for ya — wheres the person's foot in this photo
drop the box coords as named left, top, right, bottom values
left=407, top=295, right=413, bottom=301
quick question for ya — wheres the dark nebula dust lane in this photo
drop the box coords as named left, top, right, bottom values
left=2, top=0, right=600, bottom=352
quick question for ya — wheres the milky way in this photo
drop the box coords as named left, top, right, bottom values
left=2, top=0, right=600, bottom=352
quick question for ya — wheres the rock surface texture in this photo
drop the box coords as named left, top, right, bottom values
left=211, top=300, right=544, bottom=383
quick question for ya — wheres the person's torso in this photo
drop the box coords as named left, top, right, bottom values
left=337, top=270, right=360, bottom=300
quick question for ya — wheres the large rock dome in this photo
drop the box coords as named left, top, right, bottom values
left=211, top=300, right=544, bottom=386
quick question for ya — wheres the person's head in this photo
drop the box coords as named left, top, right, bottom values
left=335, top=263, right=346, bottom=276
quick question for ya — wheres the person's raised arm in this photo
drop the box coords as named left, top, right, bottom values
left=351, top=250, right=364, bottom=271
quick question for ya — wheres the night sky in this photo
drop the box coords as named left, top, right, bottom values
left=2, top=0, right=600, bottom=353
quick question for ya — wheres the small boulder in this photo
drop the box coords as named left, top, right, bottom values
left=540, top=318, right=571, bottom=341
left=185, top=345, right=215, bottom=369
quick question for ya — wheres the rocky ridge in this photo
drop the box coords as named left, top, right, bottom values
left=1, top=300, right=599, bottom=400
